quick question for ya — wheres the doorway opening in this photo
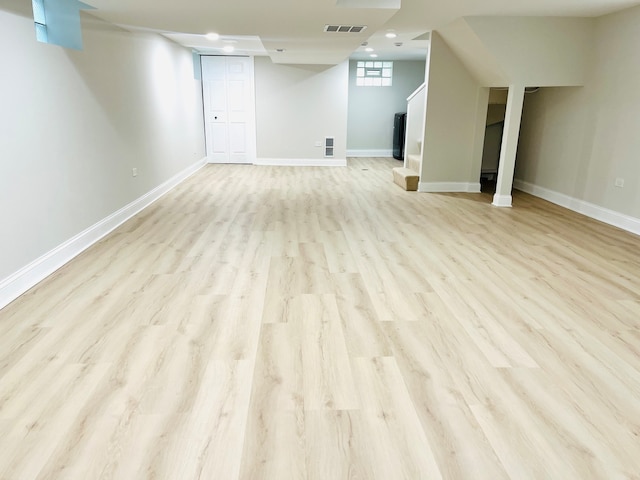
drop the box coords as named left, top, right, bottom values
left=479, top=87, right=540, bottom=201
left=480, top=88, right=507, bottom=196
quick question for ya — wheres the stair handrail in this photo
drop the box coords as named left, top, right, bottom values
left=407, top=82, right=426, bottom=103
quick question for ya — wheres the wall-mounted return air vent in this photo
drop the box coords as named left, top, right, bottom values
left=324, top=25, right=367, bottom=33
left=325, top=137, right=335, bottom=157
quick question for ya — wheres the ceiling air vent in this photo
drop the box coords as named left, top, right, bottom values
left=324, top=25, right=367, bottom=33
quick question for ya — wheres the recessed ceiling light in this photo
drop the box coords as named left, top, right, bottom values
left=205, top=32, right=219, bottom=41
left=276, top=48, right=285, bottom=52
left=385, top=32, right=397, bottom=39
left=365, top=47, right=374, bottom=52
left=370, top=53, right=378, bottom=58
left=222, top=45, right=235, bottom=53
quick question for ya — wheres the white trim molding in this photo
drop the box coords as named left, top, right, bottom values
left=419, top=182, right=481, bottom=193
left=254, top=158, right=347, bottom=167
left=407, top=82, right=427, bottom=103
left=492, top=194, right=513, bottom=208
left=0, top=157, right=207, bottom=311
left=513, top=179, right=640, bottom=236
left=346, top=149, right=393, bottom=158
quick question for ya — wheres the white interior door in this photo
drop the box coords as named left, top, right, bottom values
left=202, top=56, right=256, bottom=164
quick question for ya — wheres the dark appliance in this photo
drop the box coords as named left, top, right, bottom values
left=393, top=112, right=406, bottom=160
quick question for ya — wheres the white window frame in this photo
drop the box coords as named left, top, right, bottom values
left=356, top=61, right=393, bottom=87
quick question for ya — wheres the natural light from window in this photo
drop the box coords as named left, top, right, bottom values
left=356, top=61, right=393, bottom=87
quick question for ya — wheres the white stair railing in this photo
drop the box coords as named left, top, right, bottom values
left=404, top=82, right=427, bottom=175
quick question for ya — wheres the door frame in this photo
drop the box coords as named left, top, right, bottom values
left=200, top=55, right=257, bottom=164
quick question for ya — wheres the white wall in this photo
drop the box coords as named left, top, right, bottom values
left=254, top=58, right=348, bottom=163
left=420, top=32, right=488, bottom=190
left=441, top=16, right=594, bottom=88
left=346, top=59, right=426, bottom=154
left=466, top=17, right=594, bottom=87
left=516, top=5, right=640, bottom=222
left=438, top=18, right=508, bottom=87
left=516, top=87, right=590, bottom=195
left=0, top=9, right=205, bottom=282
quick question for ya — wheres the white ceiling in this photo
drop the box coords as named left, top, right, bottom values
left=22, top=0, right=640, bottom=63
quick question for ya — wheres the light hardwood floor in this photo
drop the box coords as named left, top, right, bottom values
left=1, top=157, right=639, bottom=479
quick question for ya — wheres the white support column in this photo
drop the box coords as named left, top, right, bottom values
left=493, top=84, right=526, bottom=208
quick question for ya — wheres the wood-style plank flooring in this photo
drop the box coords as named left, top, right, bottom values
left=1, top=157, right=639, bottom=479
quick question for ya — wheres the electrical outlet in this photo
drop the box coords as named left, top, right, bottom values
left=615, top=177, right=624, bottom=188
left=314, top=141, right=322, bottom=147
left=132, top=168, right=138, bottom=177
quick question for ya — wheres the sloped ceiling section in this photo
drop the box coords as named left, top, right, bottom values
left=437, top=18, right=507, bottom=87
left=465, top=16, right=595, bottom=87
left=439, top=16, right=596, bottom=88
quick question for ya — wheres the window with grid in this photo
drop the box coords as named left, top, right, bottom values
left=356, top=61, right=393, bottom=87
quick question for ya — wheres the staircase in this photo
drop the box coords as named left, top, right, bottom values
left=392, top=153, right=421, bottom=191
left=392, top=82, right=426, bottom=192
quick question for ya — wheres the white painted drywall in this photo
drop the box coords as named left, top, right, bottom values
left=465, top=16, right=595, bottom=87
left=254, top=58, right=348, bottom=161
left=346, top=60, right=426, bottom=151
left=516, top=87, right=591, bottom=195
left=516, top=5, right=640, bottom=219
left=438, top=18, right=508, bottom=87
left=0, top=9, right=205, bottom=281
left=421, top=32, right=488, bottom=184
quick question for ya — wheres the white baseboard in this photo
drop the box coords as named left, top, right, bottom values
left=254, top=158, right=347, bottom=167
left=0, top=157, right=207, bottom=311
left=513, top=179, right=640, bottom=235
left=492, top=194, right=513, bottom=208
left=418, top=182, right=481, bottom=193
left=346, top=149, right=393, bottom=158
